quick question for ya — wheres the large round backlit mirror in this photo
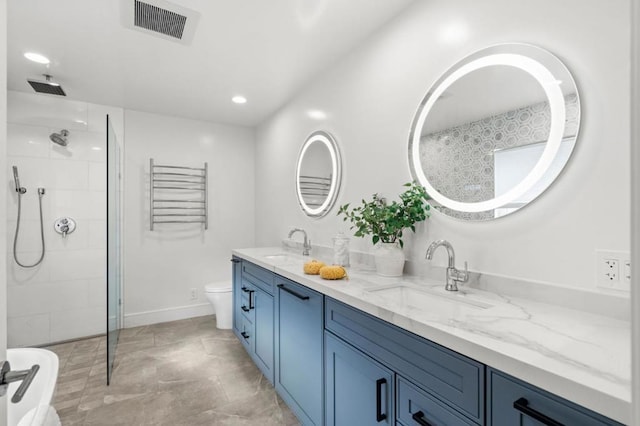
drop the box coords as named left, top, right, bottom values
left=409, top=43, right=580, bottom=220
left=296, top=131, right=342, bottom=218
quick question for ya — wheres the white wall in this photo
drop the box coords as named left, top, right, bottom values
left=255, top=0, right=631, bottom=291
left=6, top=91, right=123, bottom=347
left=1, top=1, right=7, bottom=423
left=123, top=110, right=255, bottom=327
left=630, top=1, right=640, bottom=423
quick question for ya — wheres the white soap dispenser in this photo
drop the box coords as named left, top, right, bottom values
left=332, top=231, right=350, bottom=267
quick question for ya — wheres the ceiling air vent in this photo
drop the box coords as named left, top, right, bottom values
left=134, top=0, right=186, bottom=39
left=122, top=0, right=200, bottom=45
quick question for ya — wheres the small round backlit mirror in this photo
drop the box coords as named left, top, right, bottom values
left=296, top=131, right=342, bottom=218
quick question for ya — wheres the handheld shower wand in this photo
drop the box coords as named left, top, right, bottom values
left=12, top=166, right=26, bottom=194
left=12, top=166, right=45, bottom=268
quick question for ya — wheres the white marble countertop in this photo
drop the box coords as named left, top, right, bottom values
left=232, top=247, right=631, bottom=424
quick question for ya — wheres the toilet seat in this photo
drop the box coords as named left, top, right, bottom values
left=205, top=281, right=232, bottom=293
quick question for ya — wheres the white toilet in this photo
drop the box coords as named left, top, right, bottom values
left=204, top=281, right=233, bottom=329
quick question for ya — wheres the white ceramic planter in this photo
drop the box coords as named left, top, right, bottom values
left=373, top=242, right=405, bottom=277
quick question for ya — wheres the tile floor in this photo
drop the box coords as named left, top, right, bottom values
left=44, top=316, right=299, bottom=425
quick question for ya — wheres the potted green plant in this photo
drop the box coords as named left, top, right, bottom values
left=337, top=181, right=430, bottom=276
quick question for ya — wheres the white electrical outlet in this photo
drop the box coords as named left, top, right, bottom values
left=596, top=250, right=631, bottom=291
left=190, top=288, right=198, bottom=300
left=603, top=259, right=619, bottom=282
left=624, top=261, right=632, bottom=285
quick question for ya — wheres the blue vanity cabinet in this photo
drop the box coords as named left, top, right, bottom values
left=233, top=260, right=275, bottom=384
left=325, top=298, right=484, bottom=424
left=325, top=331, right=394, bottom=426
left=487, top=368, right=624, bottom=426
left=275, top=276, right=324, bottom=426
left=325, top=297, right=485, bottom=425
left=232, top=256, right=621, bottom=426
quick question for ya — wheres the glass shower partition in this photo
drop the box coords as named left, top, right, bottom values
left=106, top=115, right=122, bottom=384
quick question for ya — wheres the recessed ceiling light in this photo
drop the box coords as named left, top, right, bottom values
left=232, top=95, right=247, bottom=104
left=91, top=147, right=102, bottom=151
left=24, top=52, right=50, bottom=64
left=438, top=21, right=469, bottom=44
left=307, top=110, right=327, bottom=120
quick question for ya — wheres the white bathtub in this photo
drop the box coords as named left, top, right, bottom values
left=7, top=348, right=60, bottom=426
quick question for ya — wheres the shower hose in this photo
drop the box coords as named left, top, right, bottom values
left=13, top=189, right=46, bottom=268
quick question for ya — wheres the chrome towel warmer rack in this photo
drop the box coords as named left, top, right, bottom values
left=149, top=158, right=208, bottom=231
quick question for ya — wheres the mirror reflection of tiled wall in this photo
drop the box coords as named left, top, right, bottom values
left=420, top=94, right=579, bottom=220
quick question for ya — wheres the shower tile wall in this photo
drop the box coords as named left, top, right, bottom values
left=6, top=91, right=123, bottom=347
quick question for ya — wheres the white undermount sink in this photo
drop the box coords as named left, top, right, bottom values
left=263, top=253, right=296, bottom=262
left=367, top=284, right=496, bottom=315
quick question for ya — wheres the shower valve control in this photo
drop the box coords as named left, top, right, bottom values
left=54, top=217, right=76, bottom=238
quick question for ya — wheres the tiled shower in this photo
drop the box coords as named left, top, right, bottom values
left=6, top=91, right=123, bottom=347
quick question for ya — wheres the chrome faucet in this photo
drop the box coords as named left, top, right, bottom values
left=288, top=228, right=311, bottom=256
left=425, top=239, right=468, bottom=291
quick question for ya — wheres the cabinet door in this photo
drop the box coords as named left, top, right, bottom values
left=275, top=278, right=323, bottom=425
left=231, top=257, right=242, bottom=335
left=253, top=286, right=274, bottom=383
left=325, top=332, right=394, bottom=426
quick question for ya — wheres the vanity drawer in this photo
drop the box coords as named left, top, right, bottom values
left=397, top=377, right=476, bottom=426
left=487, top=368, right=623, bottom=425
left=325, top=298, right=484, bottom=422
left=242, top=261, right=274, bottom=295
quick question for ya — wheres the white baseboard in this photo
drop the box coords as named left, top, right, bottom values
left=124, top=303, right=214, bottom=328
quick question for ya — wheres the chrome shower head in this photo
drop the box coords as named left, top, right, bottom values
left=27, top=74, right=66, bottom=96
left=50, top=129, right=69, bottom=146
